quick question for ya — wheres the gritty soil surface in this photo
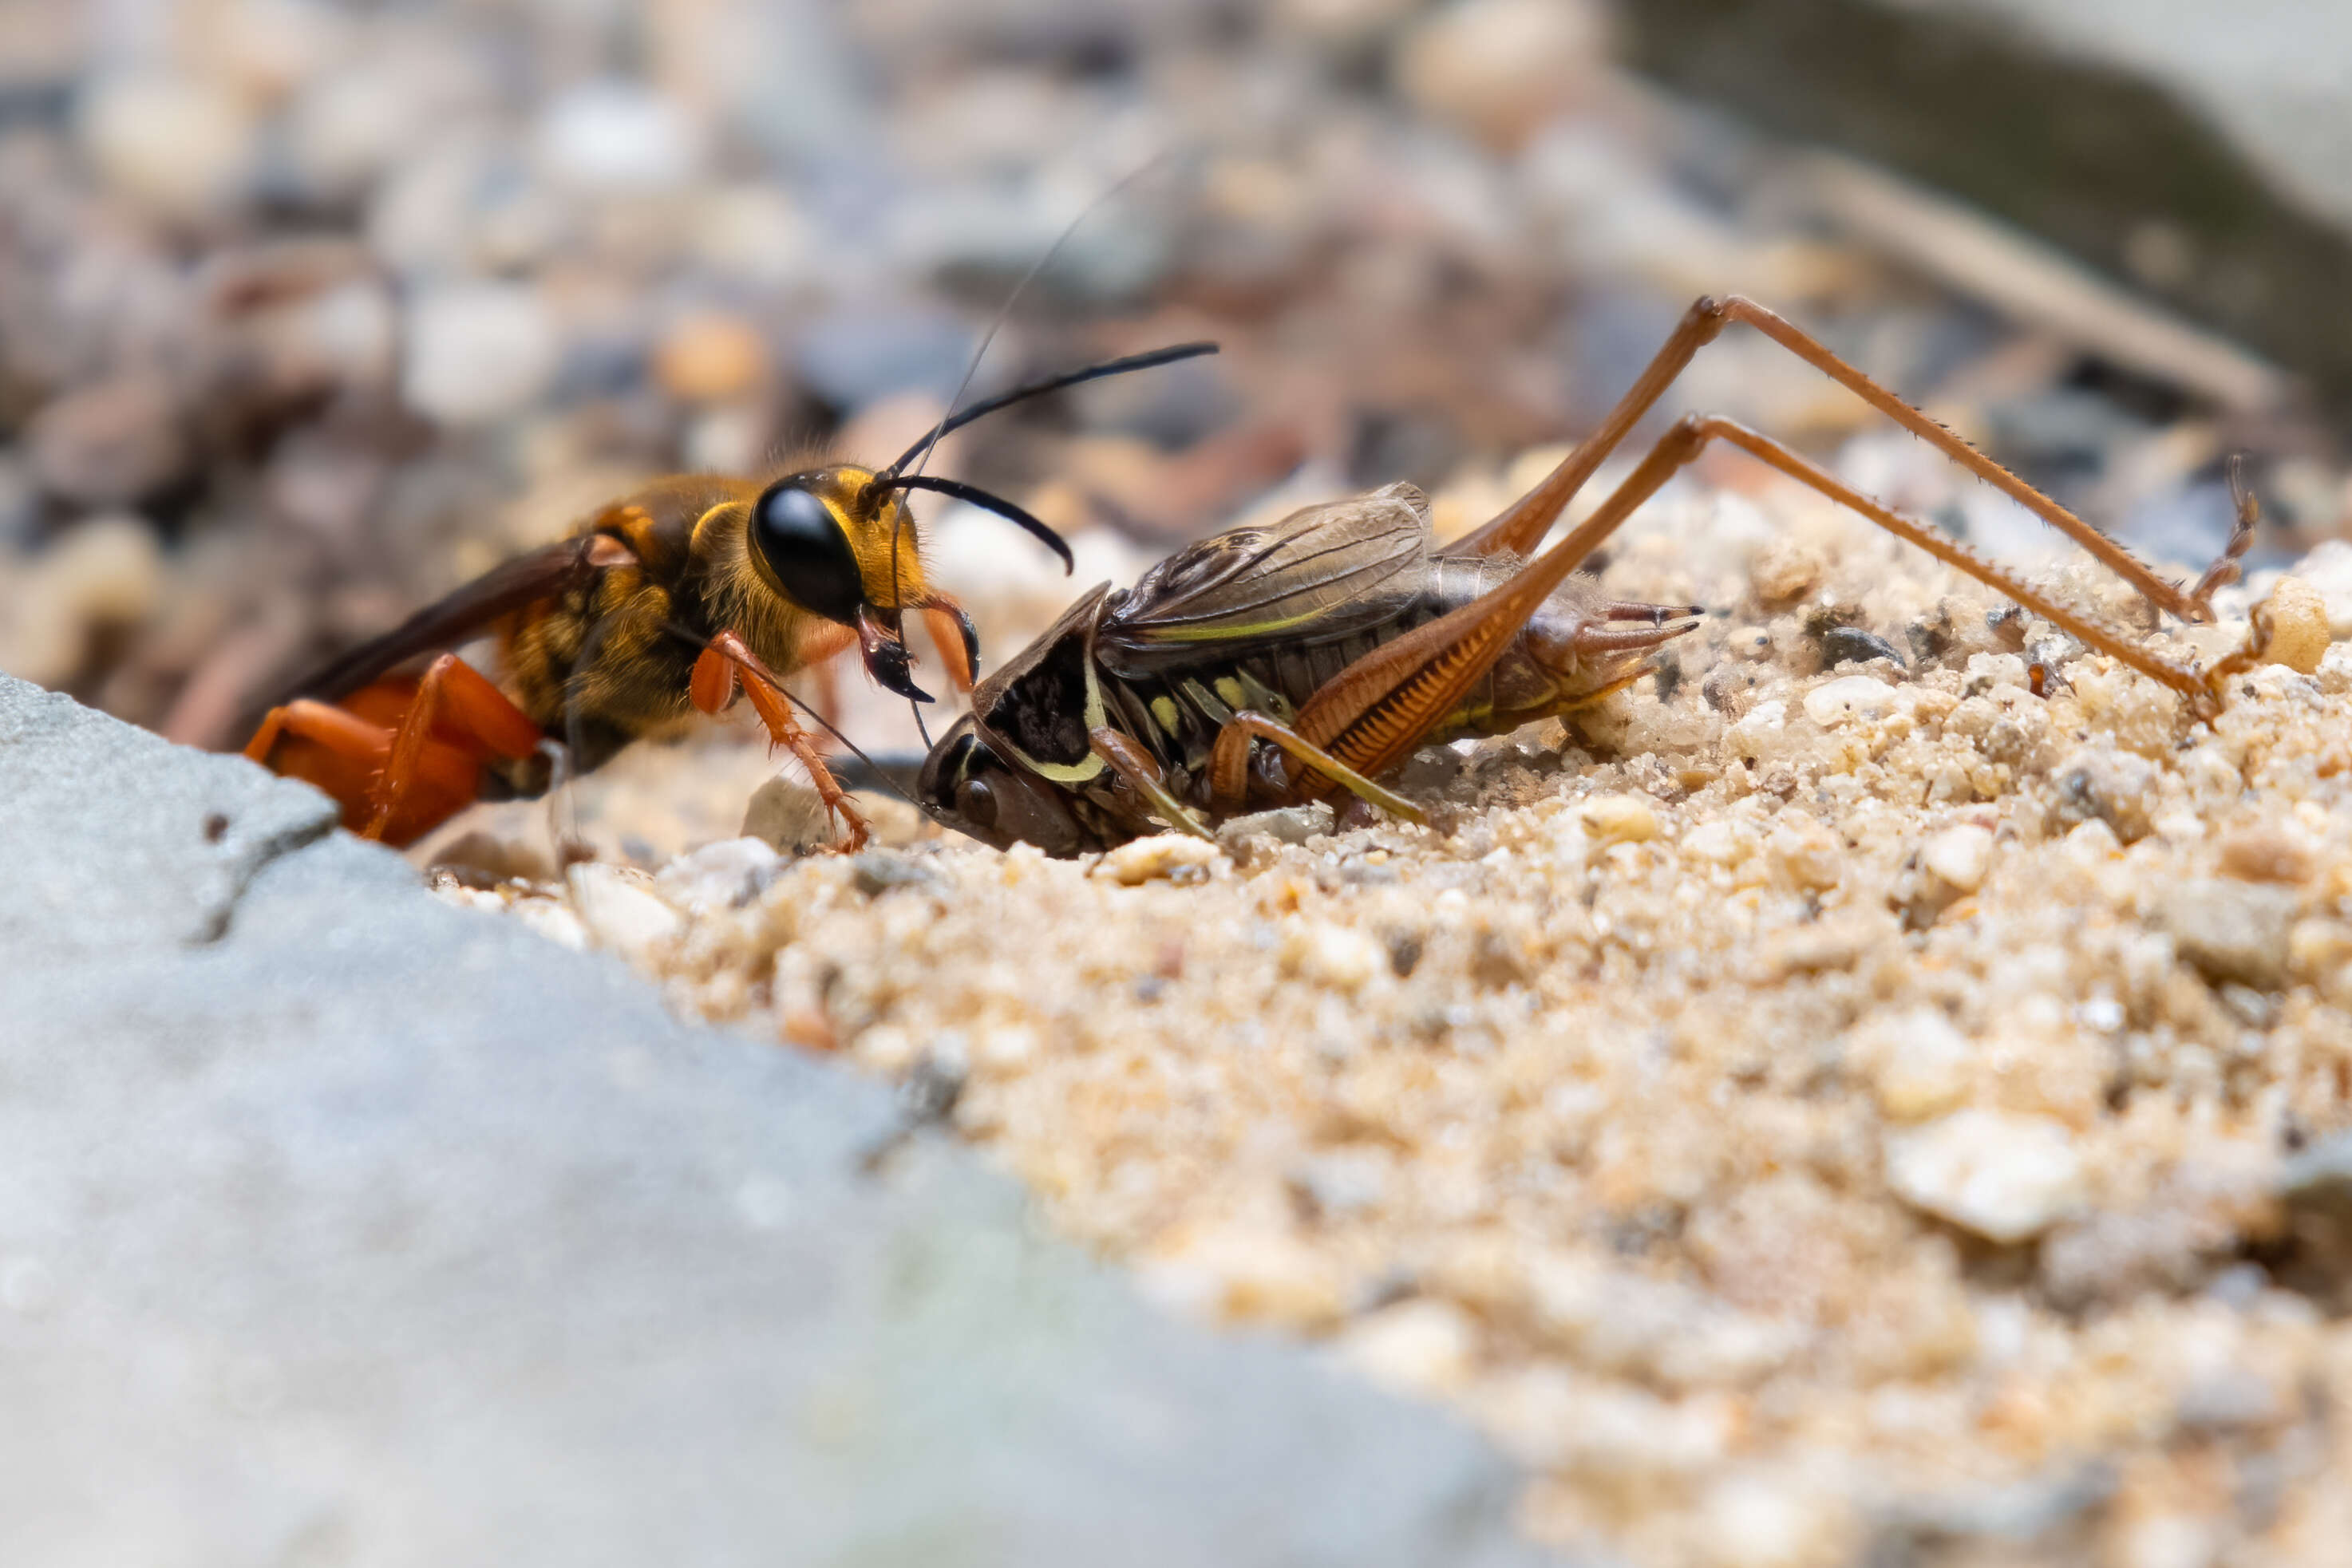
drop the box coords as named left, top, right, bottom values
left=429, top=454, right=2352, bottom=1568
left=13, top=2, right=2352, bottom=1562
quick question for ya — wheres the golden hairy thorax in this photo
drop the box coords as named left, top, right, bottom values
left=500, top=468, right=917, bottom=746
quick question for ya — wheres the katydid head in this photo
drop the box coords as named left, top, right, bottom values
left=916, top=713, right=1086, bottom=855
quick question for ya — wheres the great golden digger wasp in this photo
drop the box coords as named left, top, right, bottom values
left=244, top=343, right=1216, bottom=851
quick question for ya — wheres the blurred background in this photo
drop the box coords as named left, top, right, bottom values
left=1, top=0, right=2346, bottom=788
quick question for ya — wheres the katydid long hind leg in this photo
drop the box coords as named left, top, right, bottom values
left=1445, top=294, right=2213, bottom=634
left=1294, top=404, right=2214, bottom=792
left=2187, top=454, right=2260, bottom=618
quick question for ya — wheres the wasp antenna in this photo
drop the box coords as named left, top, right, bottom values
left=887, top=152, right=1176, bottom=490
left=880, top=475, right=1075, bottom=573
left=878, top=342, right=1222, bottom=481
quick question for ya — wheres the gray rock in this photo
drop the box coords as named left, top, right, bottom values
left=0, top=675, right=1549, bottom=1567
left=2156, top=878, right=2296, bottom=992
left=0, top=677, right=338, bottom=951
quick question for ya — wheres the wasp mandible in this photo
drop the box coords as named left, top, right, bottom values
left=917, top=297, right=2267, bottom=855
left=243, top=343, right=1217, bottom=851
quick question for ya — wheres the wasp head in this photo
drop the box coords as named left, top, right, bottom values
left=744, top=465, right=1065, bottom=704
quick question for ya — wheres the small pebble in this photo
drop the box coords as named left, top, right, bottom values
left=741, top=776, right=837, bottom=855
left=1766, top=820, right=1844, bottom=891
left=2051, top=748, right=2156, bottom=843
left=567, top=863, right=685, bottom=965
left=1393, top=0, right=1605, bottom=151
left=2290, top=539, right=2352, bottom=638
left=1101, top=833, right=1221, bottom=885
left=1819, top=625, right=1905, bottom=669
left=428, top=831, right=557, bottom=887
left=26, top=381, right=190, bottom=507
left=1217, top=803, right=1335, bottom=858
left=0, top=516, right=165, bottom=685
left=401, top=283, right=561, bottom=425
left=1697, top=1472, right=1856, bottom=1568
left=1725, top=699, right=1788, bottom=760
left=1281, top=920, right=1386, bottom=991
left=1678, top=818, right=1752, bottom=867
left=1802, top=674, right=1898, bottom=728
left=1920, top=823, right=1994, bottom=894
left=1578, top=792, right=1658, bottom=844
left=1746, top=538, right=1826, bottom=605
left=654, top=837, right=781, bottom=914
left=1338, top=1299, right=1478, bottom=1396
left=1860, top=1006, right=1974, bottom=1120
left=2158, top=879, right=2295, bottom=990
left=79, top=70, right=255, bottom=217
left=2260, top=575, right=2329, bottom=673
left=535, top=79, right=702, bottom=192
left=654, top=311, right=770, bottom=405
left=2217, top=826, right=2313, bottom=885
left=1886, top=1110, right=2088, bottom=1243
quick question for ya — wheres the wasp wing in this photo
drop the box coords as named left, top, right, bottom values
left=1097, top=483, right=1432, bottom=675
left=268, top=535, right=607, bottom=706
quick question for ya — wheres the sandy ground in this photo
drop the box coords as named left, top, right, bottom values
left=430, top=448, right=2352, bottom=1568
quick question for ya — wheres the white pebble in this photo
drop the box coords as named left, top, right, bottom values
left=507, top=898, right=587, bottom=951
left=2289, top=539, right=2352, bottom=638
left=853, top=1025, right=918, bottom=1074
left=1725, top=699, right=1787, bottom=760
left=536, top=80, right=704, bottom=192
left=2260, top=575, right=2330, bottom=673
left=1578, top=792, right=1658, bottom=844
left=976, top=1024, right=1040, bottom=1069
left=567, top=863, right=684, bottom=965
left=1281, top=921, right=1387, bottom=991
left=1802, top=674, right=1898, bottom=728
left=1857, top=1007, right=1974, bottom=1120
left=80, top=71, right=256, bottom=218
left=1678, top=818, right=1753, bottom=867
left=1338, top=1299, right=1478, bottom=1396
left=402, top=282, right=560, bottom=425
left=654, top=836, right=781, bottom=914
left=1920, top=824, right=1993, bottom=894
left=1101, top=833, right=1221, bottom=885
left=1885, top=1110, right=2087, bottom=1243
left=1697, top=1471, right=1855, bottom=1568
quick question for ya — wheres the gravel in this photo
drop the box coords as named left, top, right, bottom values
left=454, top=462, right=2352, bottom=1566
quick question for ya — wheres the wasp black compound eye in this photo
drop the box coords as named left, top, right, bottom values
left=751, top=480, right=864, bottom=626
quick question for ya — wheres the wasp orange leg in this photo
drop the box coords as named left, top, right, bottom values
left=244, top=664, right=536, bottom=847
left=694, top=630, right=871, bottom=852
left=363, top=654, right=544, bottom=842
